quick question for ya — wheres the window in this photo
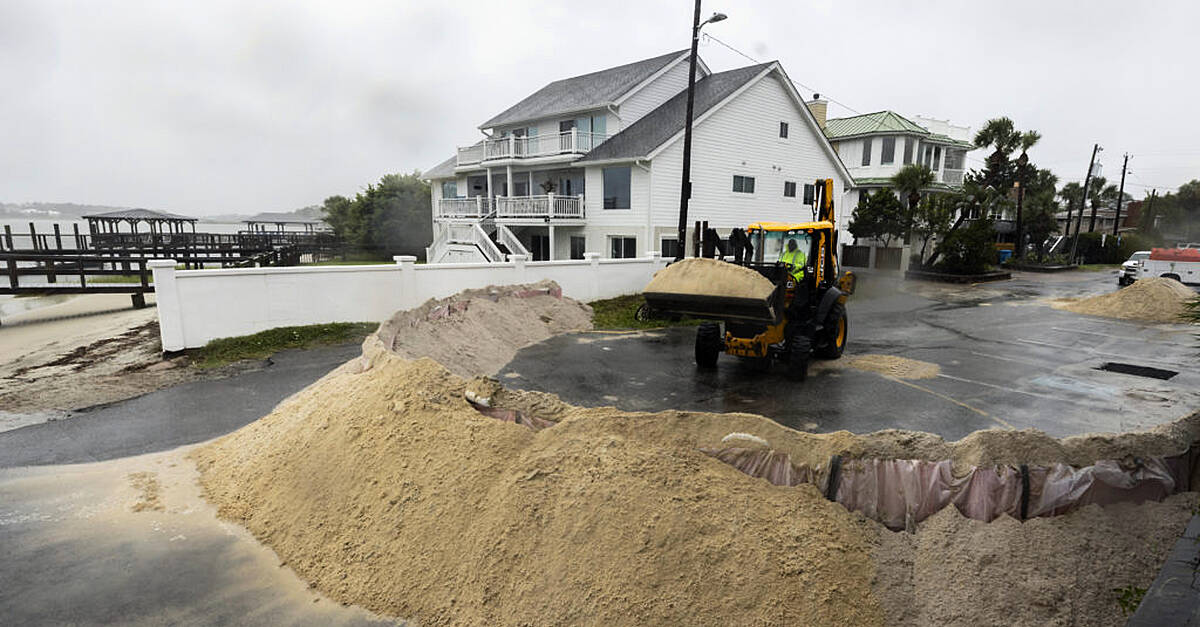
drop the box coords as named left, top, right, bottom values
left=529, top=235, right=550, bottom=261
left=660, top=238, right=681, bottom=258
left=779, top=121, right=789, bottom=138
left=441, top=181, right=458, bottom=198
left=783, top=181, right=797, bottom=197
left=733, top=175, right=756, bottom=193
left=602, top=167, right=631, bottom=209
left=861, top=138, right=872, bottom=166
left=559, top=119, right=576, bottom=132
left=611, top=236, right=636, bottom=259
left=903, top=138, right=914, bottom=165
left=570, top=236, right=586, bottom=260
left=881, top=137, right=895, bottom=165
left=756, top=229, right=812, bottom=264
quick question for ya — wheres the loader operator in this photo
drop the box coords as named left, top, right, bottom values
left=780, top=238, right=807, bottom=283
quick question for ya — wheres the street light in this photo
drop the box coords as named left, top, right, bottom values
left=675, top=3, right=727, bottom=260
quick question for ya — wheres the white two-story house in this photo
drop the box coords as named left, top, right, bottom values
left=424, top=51, right=852, bottom=262
left=822, top=111, right=975, bottom=212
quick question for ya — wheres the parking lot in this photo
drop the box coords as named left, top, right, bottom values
left=502, top=271, right=1200, bottom=440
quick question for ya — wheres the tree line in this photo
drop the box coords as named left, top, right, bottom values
left=321, top=172, right=432, bottom=260
left=847, top=116, right=1197, bottom=273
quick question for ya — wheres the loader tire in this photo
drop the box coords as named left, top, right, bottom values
left=817, top=303, right=848, bottom=359
left=787, top=334, right=810, bottom=382
left=695, top=322, right=722, bottom=369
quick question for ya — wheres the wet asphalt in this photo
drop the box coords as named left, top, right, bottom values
left=0, top=343, right=362, bottom=468
left=502, top=271, right=1200, bottom=440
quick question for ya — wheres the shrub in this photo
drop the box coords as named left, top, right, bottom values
left=935, top=218, right=996, bottom=275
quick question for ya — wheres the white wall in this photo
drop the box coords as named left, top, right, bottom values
left=149, top=254, right=669, bottom=351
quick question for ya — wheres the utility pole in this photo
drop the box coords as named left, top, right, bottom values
left=1069, top=143, right=1101, bottom=263
left=1014, top=151, right=1028, bottom=259
left=1014, top=180, right=1026, bottom=258
left=1112, top=153, right=1129, bottom=236
left=675, top=4, right=726, bottom=260
left=1144, top=189, right=1158, bottom=232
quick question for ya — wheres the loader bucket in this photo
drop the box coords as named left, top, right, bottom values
left=642, top=258, right=785, bottom=323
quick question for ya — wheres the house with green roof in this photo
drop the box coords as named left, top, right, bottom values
left=821, top=110, right=975, bottom=213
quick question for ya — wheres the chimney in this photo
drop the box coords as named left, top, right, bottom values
left=807, top=93, right=827, bottom=130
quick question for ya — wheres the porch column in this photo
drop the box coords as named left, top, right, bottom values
left=486, top=167, right=493, bottom=198
left=548, top=225, right=555, bottom=261
left=506, top=165, right=514, bottom=198
left=528, top=171, right=533, bottom=195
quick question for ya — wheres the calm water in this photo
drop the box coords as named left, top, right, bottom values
left=0, top=218, right=246, bottom=320
left=0, top=218, right=247, bottom=238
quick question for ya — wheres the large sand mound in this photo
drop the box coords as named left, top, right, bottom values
left=1055, top=277, right=1196, bottom=323
left=194, top=282, right=1200, bottom=626
left=194, top=343, right=885, bottom=627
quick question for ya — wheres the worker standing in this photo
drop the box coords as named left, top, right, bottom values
left=780, top=238, right=806, bottom=283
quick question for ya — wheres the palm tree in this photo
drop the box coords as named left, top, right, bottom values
left=973, top=117, right=1021, bottom=155
left=891, top=164, right=935, bottom=242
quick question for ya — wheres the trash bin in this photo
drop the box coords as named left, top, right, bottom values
left=997, top=249, right=1013, bottom=263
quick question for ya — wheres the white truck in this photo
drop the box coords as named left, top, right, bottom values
left=1121, top=247, right=1200, bottom=286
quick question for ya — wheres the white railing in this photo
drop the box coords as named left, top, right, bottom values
left=437, top=196, right=492, bottom=219
left=456, top=143, right=484, bottom=165
left=495, top=194, right=586, bottom=220
left=470, top=223, right=504, bottom=262
left=552, top=194, right=585, bottom=219
left=457, top=130, right=610, bottom=165
left=496, top=224, right=529, bottom=258
left=941, top=168, right=964, bottom=186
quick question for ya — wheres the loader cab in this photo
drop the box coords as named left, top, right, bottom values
left=755, top=229, right=813, bottom=265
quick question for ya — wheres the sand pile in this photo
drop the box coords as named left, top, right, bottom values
left=873, top=493, right=1195, bottom=626
left=374, top=280, right=592, bottom=377
left=644, top=257, right=776, bottom=301
left=1055, top=277, right=1196, bottom=323
left=194, top=342, right=885, bottom=627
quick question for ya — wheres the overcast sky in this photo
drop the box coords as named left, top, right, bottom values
left=3, top=0, right=1198, bottom=215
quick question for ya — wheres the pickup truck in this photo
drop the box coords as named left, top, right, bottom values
left=1121, top=247, right=1200, bottom=286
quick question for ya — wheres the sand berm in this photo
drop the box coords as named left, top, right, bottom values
left=194, top=281, right=1197, bottom=626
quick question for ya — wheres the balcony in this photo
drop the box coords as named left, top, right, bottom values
left=940, top=168, right=965, bottom=186
left=456, top=130, right=609, bottom=167
left=436, top=194, right=585, bottom=221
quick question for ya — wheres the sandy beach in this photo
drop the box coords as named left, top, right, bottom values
left=0, top=294, right=196, bottom=431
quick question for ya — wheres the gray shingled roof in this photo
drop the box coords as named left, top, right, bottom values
left=576, top=63, right=771, bottom=163
left=479, top=50, right=688, bottom=129
left=83, top=208, right=195, bottom=221
left=425, top=155, right=457, bottom=180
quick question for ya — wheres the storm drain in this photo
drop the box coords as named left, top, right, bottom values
left=1098, top=362, right=1178, bottom=380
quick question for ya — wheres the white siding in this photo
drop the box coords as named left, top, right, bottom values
left=617, top=58, right=693, bottom=128
left=583, top=163, right=652, bottom=258
left=648, top=73, right=848, bottom=241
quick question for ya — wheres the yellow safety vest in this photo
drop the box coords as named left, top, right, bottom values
left=780, top=248, right=806, bottom=281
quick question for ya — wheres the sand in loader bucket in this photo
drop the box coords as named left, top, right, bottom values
left=643, top=258, right=780, bottom=320
left=644, top=257, right=776, bottom=301
left=1054, top=276, right=1196, bottom=323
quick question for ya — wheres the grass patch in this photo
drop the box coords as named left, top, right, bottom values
left=190, top=322, right=378, bottom=369
left=1077, top=263, right=1121, bottom=272
left=304, top=259, right=396, bottom=266
left=590, top=294, right=701, bottom=330
left=89, top=274, right=153, bottom=284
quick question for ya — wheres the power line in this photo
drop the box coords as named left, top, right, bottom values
left=701, top=33, right=862, bottom=115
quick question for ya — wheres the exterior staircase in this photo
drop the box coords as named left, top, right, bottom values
left=426, top=220, right=528, bottom=264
